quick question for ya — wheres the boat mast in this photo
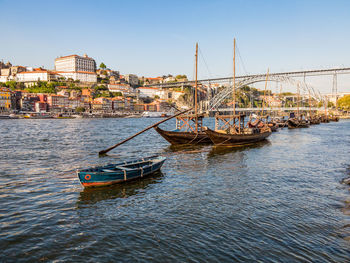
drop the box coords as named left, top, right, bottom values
left=233, top=38, right=236, bottom=116
left=297, top=84, right=300, bottom=118
left=195, top=43, right=198, bottom=132
left=308, top=90, right=311, bottom=118
left=261, top=68, right=269, bottom=116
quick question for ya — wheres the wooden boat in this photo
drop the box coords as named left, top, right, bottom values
left=204, top=126, right=271, bottom=146
left=329, top=115, right=339, bottom=122
left=310, top=116, right=321, bottom=125
left=154, top=125, right=212, bottom=145
left=287, top=118, right=310, bottom=129
left=204, top=39, right=272, bottom=146
left=77, top=156, right=166, bottom=188
left=154, top=43, right=211, bottom=145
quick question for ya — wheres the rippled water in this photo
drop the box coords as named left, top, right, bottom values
left=1, top=118, right=350, bottom=262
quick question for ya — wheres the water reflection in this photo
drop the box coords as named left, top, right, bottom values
left=207, top=139, right=271, bottom=158
left=165, top=144, right=209, bottom=154
left=76, top=171, right=164, bottom=207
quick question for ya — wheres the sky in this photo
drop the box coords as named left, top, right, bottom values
left=1, top=0, right=350, bottom=93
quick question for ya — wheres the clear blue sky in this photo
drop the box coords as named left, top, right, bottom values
left=1, top=0, right=350, bottom=92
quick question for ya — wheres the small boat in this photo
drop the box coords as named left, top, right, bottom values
left=77, top=156, right=166, bottom=188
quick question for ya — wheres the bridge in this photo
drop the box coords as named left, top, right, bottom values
left=144, top=67, right=349, bottom=112
left=214, top=107, right=320, bottom=112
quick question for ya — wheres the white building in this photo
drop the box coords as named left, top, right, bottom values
left=56, top=71, right=97, bottom=83
left=108, top=83, right=133, bottom=95
left=124, top=74, right=139, bottom=86
left=55, top=54, right=96, bottom=72
left=138, top=87, right=161, bottom=98
left=16, top=70, right=60, bottom=82
left=54, top=54, right=97, bottom=83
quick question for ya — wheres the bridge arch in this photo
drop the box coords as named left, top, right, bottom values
left=206, top=74, right=322, bottom=111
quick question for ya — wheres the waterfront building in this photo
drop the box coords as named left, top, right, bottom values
left=34, top=101, right=48, bottom=112
left=47, top=95, right=69, bottom=111
left=0, top=87, right=12, bottom=112
left=20, top=93, right=40, bottom=111
left=93, top=97, right=112, bottom=112
left=124, top=74, right=139, bottom=86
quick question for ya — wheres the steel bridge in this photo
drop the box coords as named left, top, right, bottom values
left=214, top=107, right=319, bottom=112
left=144, top=67, right=349, bottom=112
left=144, top=67, right=350, bottom=87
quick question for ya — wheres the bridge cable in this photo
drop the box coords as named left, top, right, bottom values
left=198, top=47, right=213, bottom=79
left=236, top=44, right=248, bottom=75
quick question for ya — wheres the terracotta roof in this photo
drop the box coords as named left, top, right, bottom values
left=55, top=54, right=94, bottom=60
left=17, top=71, right=48, bottom=74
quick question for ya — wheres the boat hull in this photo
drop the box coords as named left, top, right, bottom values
left=204, top=127, right=271, bottom=146
left=287, top=119, right=310, bottom=129
left=154, top=126, right=212, bottom=145
left=77, top=156, right=166, bottom=188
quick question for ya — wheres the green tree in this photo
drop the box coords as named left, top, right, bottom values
left=99, top=62, right=107, bottom=69
left=338, top=95, right=350, bottom=110
left=76, top=107, right=85, bottom=113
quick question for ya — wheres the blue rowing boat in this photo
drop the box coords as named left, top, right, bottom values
left=77, top=156, right=166, bottom=188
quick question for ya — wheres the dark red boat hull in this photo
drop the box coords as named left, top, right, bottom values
left=204, top=127, right=271, bottom=146
left=154, top=126, right=212, bottom=145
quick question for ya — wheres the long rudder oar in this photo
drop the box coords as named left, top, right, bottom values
left=98, top=108, right=192, bottom=155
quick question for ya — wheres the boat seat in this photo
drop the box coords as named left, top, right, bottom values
left=115, top=166, right=133, bottom=171
left=102, top=169, right=116, bottom=172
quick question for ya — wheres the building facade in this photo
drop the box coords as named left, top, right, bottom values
left=124, top=74, right=139, bottom=86
left=54, top=54, right=96, bottom=72
left=54, top=54, right=97, bottom=83
left=0, top=87, right=12, bottom=112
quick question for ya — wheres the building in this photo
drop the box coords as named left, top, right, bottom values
left=54, top=54, right=97, bottom=83
left=137, top=87, right=161, bottom=98
left=56, top=71, right=97, bottom=83
left=93, top=97, right=112, bottom=112
left=143, top=77, right=163, bottom=85
left=16, top=70, right=60, bottom=83
left=108, top=83, right=134, bottom=95
left=55, top=54, right=96, bottom=72
left=47, top=95, right=69, bottom=111
left=0, top=87, right=12, bottom=112
left=325, top=92, right=350, bottom=105
left=124, top=74, right=139, bottom=86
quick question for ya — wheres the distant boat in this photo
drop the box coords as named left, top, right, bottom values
left=287, top=118, right=310, bottom=129
left=142, top=111, right=171, bottom=118
left=77, top=156, right=166, bottom=188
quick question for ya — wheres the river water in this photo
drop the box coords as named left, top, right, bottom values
left=0, top=118, right=350, bottom=262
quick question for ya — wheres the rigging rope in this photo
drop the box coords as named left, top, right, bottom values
left=198, top=47, right=213, bottom=79
left=236, top=43, right=248, bottom=75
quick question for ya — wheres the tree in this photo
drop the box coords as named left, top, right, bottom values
left=99, top=62, right=106, bottom=69
left=76, top=107, right=85, bottom=113
left=338, top=95, right=350, bottom=111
